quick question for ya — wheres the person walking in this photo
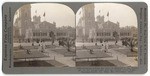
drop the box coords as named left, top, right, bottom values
left=41, top=42, right=46, bottom=53
left=104, top=41, right=108, bottom=52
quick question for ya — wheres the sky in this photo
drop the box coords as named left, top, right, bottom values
left=31, top=3, right=75, bottom=27
left=14, top=3, right=137, bottom=28
left=76, top=3, right=137, bottom=27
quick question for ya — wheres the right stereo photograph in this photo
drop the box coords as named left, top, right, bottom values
left=75, top=3, right=138, bottom=67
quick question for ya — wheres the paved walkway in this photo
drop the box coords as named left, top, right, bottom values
left=14, top=41, right=138, bottom=67
left=45, top=49, right=75, bottom=67
left=14, top=42, right=76, bottom=67
left=76, top=41, right=138, bottom=67
left=108, top=49, right=138, bottom=67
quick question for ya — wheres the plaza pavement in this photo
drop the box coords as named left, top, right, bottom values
left=76, top=41, right=138, bottom=67
left=13, top=40, right=138, bottom=67
left=13, top=41, right=76, bottom=67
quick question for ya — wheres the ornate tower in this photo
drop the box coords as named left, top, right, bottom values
left=33, top=15, right=41, bottom=29
left=19, top=4, right=31, bottom=37
left=82, top=4, right=95, bottom=38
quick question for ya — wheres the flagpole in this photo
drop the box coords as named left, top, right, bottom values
left=44, top=10, right=45, bottom=21
left=44, top=12, right=46, bottom=21
left=107, top=12, right=109, bottom=26
left=43, top=11, right=46, bottom=21
left=107, top=12, right=109, bottom=21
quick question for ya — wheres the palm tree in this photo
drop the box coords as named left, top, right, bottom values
left=113, top=31, right=119, bottom=45
left=127, top=38, right=138, bottom=52
left=64, top=38, right=75, bottom=52
left=49, top=31, right=55, bottom=45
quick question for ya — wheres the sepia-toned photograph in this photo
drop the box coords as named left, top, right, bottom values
left=13, top=3, right=76, bottom=67
left=13, top=3, right=138, bottom=67
left=76, top=3, right=138, bottom=67
left=2, top=2, right=148, bottom=74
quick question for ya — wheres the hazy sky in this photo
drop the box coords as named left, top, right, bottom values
left=76, top=3, right=137, bottom=27
left=14, top=3, right=137, bottom=28
left=31, top=3, right=75, bottom=27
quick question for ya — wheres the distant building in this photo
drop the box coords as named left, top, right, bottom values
left=76, top=4, right=138, bottom=42
left=56, top=26, right=76, bottom=40
left=96, top=15, right=104, bottom=28
left=25, top=20, right=75, bottom=42
left=119, top=27, right=132, bottom=39
left=96, top=21, right=120, bottom=41
left=33, top=15, right=41, bottom=29
left=27, top=21, right=56, bottom=42
left=13, top=4, right=76, bottom=43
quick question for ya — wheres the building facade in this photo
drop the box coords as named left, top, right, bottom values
left=76, top=4, right=137, bottom=42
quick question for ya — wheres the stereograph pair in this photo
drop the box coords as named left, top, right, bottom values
left=2, top=2, right=148, bottom=74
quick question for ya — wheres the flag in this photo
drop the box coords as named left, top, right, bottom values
left=43, top=12, right=45, bottom=17
left=107, top=12, right=109, bottom=17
